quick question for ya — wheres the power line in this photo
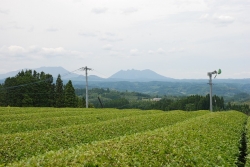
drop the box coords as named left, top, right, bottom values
left=92, top=69, right=109, bottom=78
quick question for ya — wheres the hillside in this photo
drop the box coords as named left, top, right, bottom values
left=0, top=108, right=248, bottom=166
left=73, top=81, right=250, bottom=99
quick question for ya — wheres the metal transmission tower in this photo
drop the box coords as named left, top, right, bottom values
left=207, top=69, right=221, bottom=111
left=80, top=66, right=92, bottom=108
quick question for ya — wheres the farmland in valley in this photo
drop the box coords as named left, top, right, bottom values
left=0, top=107, right=248, bottom=166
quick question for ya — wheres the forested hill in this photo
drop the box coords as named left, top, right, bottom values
left=73, top=81, right=250, bottom=98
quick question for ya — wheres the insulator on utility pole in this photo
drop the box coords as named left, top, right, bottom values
left=80, top=66, right=92, bottom=108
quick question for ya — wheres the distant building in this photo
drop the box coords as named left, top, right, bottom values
left=151, top=98, right=161, bottom=101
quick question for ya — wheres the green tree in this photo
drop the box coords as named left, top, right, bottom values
left=22, top=94, right=33, bottom=107
left=0, top=70, right=54, bottom=107
left=77, top=96, right=86, bottom=108
left=64, top=80, right=76, bottom=107
left=55, top=74, right=64, bottom=107
left=105, top=98, right=129, bottom=108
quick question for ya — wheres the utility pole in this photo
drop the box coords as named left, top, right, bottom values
left=80, top=66, right=92, bottom=108
left=207, top=69, right=221, bottom=112
left=207, top=71, right=215, bottom=112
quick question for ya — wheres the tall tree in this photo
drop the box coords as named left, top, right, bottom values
left=55, top=74, right=64, bottom=107
left=64, top=80, right=76, bottom=107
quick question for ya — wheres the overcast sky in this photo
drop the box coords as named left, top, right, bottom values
left=0, top=0, right=249, bottom=79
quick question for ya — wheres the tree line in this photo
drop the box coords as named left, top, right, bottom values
left=104, top=95, right=224, bottom=111
left=0, top=70, right=85, bottom=107
left=0, top=70, right=249, bottom=114
left=99, top=95, right=250, bottom=114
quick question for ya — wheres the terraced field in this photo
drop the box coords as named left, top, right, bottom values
left=0, top=107, right=248, bottom=166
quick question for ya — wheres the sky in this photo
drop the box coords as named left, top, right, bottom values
left=0, top=0, right=250, bottom=79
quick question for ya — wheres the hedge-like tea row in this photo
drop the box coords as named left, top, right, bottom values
left=0, top=109, right=161, bottom=134
left=0, top=107, right=58, bottom=115
left=0, top=108, right=96, bottom=122
left=245, top=117, right=250, bottom=166
left=0, top=108, right=146, bottom=122
left=0, top=110, right=208, bottom=165
left=8, top=111, right=246, bottom=167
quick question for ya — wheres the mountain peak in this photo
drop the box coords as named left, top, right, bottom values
left=109, top=69, right=173, bottom=81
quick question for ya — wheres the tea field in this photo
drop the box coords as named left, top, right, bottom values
left=0, top=107, right=249, bottom=166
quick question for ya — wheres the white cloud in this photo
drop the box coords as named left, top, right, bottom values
left=168, top=47, right=184, bottom=53
left=0, top=45, right=87, bottom=60
left=0, top=9, right=9, bottom=14
left=130, top=49, right=139, bottom=55
left=42, top=47, right=65, bottom=55
left=28, top=26, right=34, bottom=32
left=109, top=51, right=120, bottom=56
left=78, top=32, right=97, bottom=37
left=100, top=34, right=122, bottom=42
left=46, top=27, right=59, bottom=32
left=148, top=50, right=154, bottom=54
left=102, top=44, right=113, bottom=50
left=121, top=7, right=138, bottom=14
left=200, top=13, right=209, bottom=19
left=8, top=45, right=25, bottom=53
left=0, top=22, right=23, bottom=30
left=78, top=31, right=121, bottom=41
left=0, top=0, right=249, bottom=79
left=0, top=46, right=28, bottom=60
left=92, top=7, right=108, bottom=14
left=157, top=48, right=166, bottom=54
left=212, top=14, right=235, bottom=24
left=13, top=25, right=24, bottom=29
left=200, top=13, right=235, bottom=25
left=105, top=32, right=115, bottom=36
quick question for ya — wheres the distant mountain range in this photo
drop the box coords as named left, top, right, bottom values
left=0, top=66, right=250, bottom=97
left=0, top=66, right=250, bottom=84
left=0, top=66, right=174, bottom=83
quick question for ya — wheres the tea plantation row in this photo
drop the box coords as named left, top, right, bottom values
left=0, top=107, right=248, bottom=166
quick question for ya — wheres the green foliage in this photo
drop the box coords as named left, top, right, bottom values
left=230, top=93, right=250, bottom=103
left=6, top=110, right=246, bottom=167
left=76, top=96, right=86, bottom=108
left=0, top=108, right=208, bottom=165
left=74, top=81, right=250, bottom=97
left=226, top=102, right=250, bottom=114
left=0, top=70, right=54, bottom=107
left=104, top=98, right=129, bottom=108
left=55, top=74, right=64, bottom=107
left=64, top=80, right=77, bottom=107
left=245, top=117, right=250, bottom=166
left=0, top=71, right=84, bottom=108
left=0, top=108, right=161, bottom=134
left=126, top=94, right=225, bottom=112
left=75, top=88, right=151, bottom=107
left=21, top=94, right=33, bottom=107
left=1, top=71, right=249, bottom=113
